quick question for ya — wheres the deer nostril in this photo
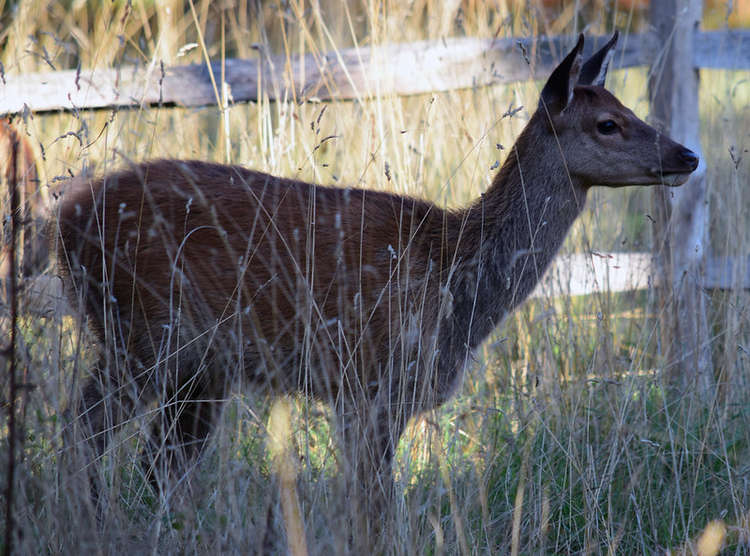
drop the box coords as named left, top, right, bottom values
left=680, top=148, right=699, bottom=170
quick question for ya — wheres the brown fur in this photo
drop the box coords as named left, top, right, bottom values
left=54, top=34, right=697, bottom=534
left=1, top=119, right=47, bottom=301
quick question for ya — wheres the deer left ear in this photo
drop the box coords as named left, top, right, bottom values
left=578, top=30, right=618, bottom=87
left=539, top=34, right=584, bottom=115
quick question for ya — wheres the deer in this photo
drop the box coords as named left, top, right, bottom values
left=1, top=119, right=48, bottom=305
left=54, top=31, right=698, bottom=540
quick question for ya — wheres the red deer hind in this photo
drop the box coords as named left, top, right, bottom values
left=1, top=120, right=47, bottom=303
left=55, top=32, right=697, bottom=536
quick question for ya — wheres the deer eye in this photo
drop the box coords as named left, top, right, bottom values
left=597, top=120, right=618, bottom=135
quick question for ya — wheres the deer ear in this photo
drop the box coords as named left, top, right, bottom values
left=578, top=30, right=618, bottom=87
left=539, top=34, right=584, bottom=115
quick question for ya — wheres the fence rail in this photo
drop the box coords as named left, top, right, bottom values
left=1, top=30, right=748, bottom=115
left=531, top=253, right=749, bottom=299
left=15, top=252, right=746, bottom=319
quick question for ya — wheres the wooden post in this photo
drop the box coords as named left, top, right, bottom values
left=649, top=0, right=713, bottom=393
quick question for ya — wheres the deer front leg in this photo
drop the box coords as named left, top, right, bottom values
left=337, top=394, right=408, bottom=548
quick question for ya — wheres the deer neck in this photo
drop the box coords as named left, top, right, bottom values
left=449, top=114, right=588, bottom=349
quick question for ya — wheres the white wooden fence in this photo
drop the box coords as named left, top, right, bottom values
left=0, top=31, right=747, bottom=113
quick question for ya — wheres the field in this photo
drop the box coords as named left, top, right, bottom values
left=2, top=1, right=750, bottom=554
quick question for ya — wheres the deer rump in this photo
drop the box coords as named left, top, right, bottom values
left=58, top=160, right=460, bottom=409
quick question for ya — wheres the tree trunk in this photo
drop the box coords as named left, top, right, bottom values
left=649, top=0, right=713, bottom=393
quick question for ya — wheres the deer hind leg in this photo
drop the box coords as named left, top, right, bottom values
left=66, top=354, right=151, bottom=512
left=73, top=356, right=142, bottom=458
left=141, top=374, right=224, bottom=495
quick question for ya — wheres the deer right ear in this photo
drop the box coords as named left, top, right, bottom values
left=539, top=34, right=584, bottom=115
left=578, top=30, right=618, bottom=87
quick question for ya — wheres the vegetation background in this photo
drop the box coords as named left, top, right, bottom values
left=1, top=0, right=749, bottom=553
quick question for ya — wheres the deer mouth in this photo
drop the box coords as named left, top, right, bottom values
left=604, top=170, right=695, bottom=187
left=657, top=171, right=693, bottom=186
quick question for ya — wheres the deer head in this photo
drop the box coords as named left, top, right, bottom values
left=538, top=31, right=699, bottom=188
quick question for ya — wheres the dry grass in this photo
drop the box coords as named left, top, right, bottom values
left=1, top=1, right=750, bottom=554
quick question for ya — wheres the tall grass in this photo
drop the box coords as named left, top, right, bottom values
left=1, top=1, right=749, bottom=554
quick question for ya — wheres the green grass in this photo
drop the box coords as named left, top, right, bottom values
left=2, top=1, right=750, bottom=554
